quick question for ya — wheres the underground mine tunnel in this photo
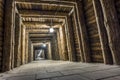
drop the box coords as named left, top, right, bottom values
left=0, top=0, right=120, bottom=80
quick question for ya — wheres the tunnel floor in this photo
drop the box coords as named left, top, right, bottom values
left=0, top=60, right=120, bottom=80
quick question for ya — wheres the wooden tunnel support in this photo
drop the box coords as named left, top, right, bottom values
left=76, top=1, right=91, bottom=63
left=100, top=0, right=120, bottom=65
left=3, top=0, right=14, bottom=71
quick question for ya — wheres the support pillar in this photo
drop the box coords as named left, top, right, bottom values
left=100, top=0, right=120, bottom=65
left=66, top=16, right=76, bottom=61
left=14, top=13, right=22, bottom=67
left=21, top=25, right=26, bottom=64
left=3, top=0, right=14, bottom=71
left=93, top=0, right=113, bottom=64
left=25, top=32, right=29, bottom=63
left=76, top=1, right=91, bottom=62
left=61, top=26, right=68, bottom=61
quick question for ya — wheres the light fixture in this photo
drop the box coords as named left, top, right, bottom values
left=49, top=27, right=54, bottom=33
left=43, top=43, right=46, bottom=47
left=49, top=19, right=54, bottom=33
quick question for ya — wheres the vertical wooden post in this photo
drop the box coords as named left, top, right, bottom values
left=21, top=25, right=26, bottom=64
left=57, top=29, right=62, bottom=60
left=61, top=25, right=68, bottom=61
left=25, top=32, right=29, bottom=63
left=3, top=0, right=14, bottom=71
left=76, top=1, right=91, bottom=62
left=14, top=13, right=22, bottom=67
left=66, top=16, right=76, bottom=61
left=100, top=0, right=120, bottom=65
left=53, top=33, right=60, bottom=60
left=92, top=0, right=113, bottom=64
left=0, top=0, right=5, bottom=71
left=31, top=43, right=33, bottom=61
left=28, top=38, right=32, bottom=62
left=72, top=9, right=82, bottom=62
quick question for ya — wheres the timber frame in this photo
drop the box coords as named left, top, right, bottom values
left=0, top=0, right=120, bottom=72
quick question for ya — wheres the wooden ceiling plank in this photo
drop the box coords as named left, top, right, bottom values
left=19, top=10, right=68, bottom=16
left=15, top=0, right=76, bottom=6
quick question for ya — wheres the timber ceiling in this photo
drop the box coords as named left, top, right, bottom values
left=15, top=0, right=76, bottom=43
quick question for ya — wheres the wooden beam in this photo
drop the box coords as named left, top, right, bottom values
left=30, top=38, right=52, bottom=41
left=66, top=16, right=76, bottom=61
left=3, top=0, right=14, bottom=71
left=93, top=0, right=113, bottom=64
left=21, top=15, right=66, bottom=19
left=31, top=39, right=51, bottom=42
left=76, top=1, right=91, bottom=62
left=19, top=10, right=68, bottom=16
left=32, top=40, right=51, bottom=43
left=14, top=13, right=22, bottom=67
left=23, top=21, right=62, bottom=25
left=100, top=0, right=120, bottom=65
left=15, top=0, right=76, bottom=6
left=72, top=8, right=82, bottom=62
left=29, top=33, right=54, bottom=36
left=25, top=25, right=60, bottom=29
left=29, top=34, right=54, bottom=38
left=26, top=28, right=58, bottom=33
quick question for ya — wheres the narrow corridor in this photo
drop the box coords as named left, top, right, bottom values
left=0, top=60, right=120, bottom=80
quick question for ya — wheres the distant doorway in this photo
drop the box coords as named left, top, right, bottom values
left=35, top=49, right=45, bottom=60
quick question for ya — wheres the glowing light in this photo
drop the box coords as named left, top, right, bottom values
left=49, top=28, right=54, bottom=33
left=43, top=44, right=46, bottom=47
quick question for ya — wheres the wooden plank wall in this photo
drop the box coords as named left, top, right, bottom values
left=115, top=0, right=120, bottom=24
left=0, top=0, right=4, bottom=71
left=72, top=17, right=81, bottom=61
left=83, top=0, right=103, bottom=63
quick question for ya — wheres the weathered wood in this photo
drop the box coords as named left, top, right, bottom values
left=51, top=33, right=60, bottom=60
left=83, top=0, right=104, bottom=63
left=19, top=10, right=68, bottom=17
left=115, top=0, right=120, bottom=25
left=21, top=25, right=26, bottom=64
left=76, top=1, right=91, bottom=62
left=66, top=16, right=76, bottom=61
left=0, top=0, right=4, bottom=72
left=14, top=13, right=22, bottom=67
left=25, top=32, right=29, bottom=63
left=100, top=0, right=120, bottom=65
left=57, top=29, right=62, bottom=60
left=23, top=21, right=62, bottom=25
left=28, top=38, right=32, bottom=62
left=15, top=0, right=75, bottom=7
left=3, top=0, right=14, bottom=71
left=71, top=10, right=81, bottom=61
left=93, top=0, right=113, bottom=64
left=62, top=25, right=69, bottom=60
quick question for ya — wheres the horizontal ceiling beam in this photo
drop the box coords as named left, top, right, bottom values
left=15, top=0, right=76, bottom=6
left=29, top=34, right=54, bottom=37
left=30, top=38, right=52, bottom=41
left=19, top=10, right=68, bottom=16
left=26, top=28, right=58, bottom=32
left=21, top=15, right=66, bottom=18
left=29, top=33, right=55, bottom=35
left=22, top=16, right=65, bottom=19
left=23, top=21, right=63, bottom=25
left=25, top=25, right=60, bottom=29
left=32, top=40, right=51, bottom=43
